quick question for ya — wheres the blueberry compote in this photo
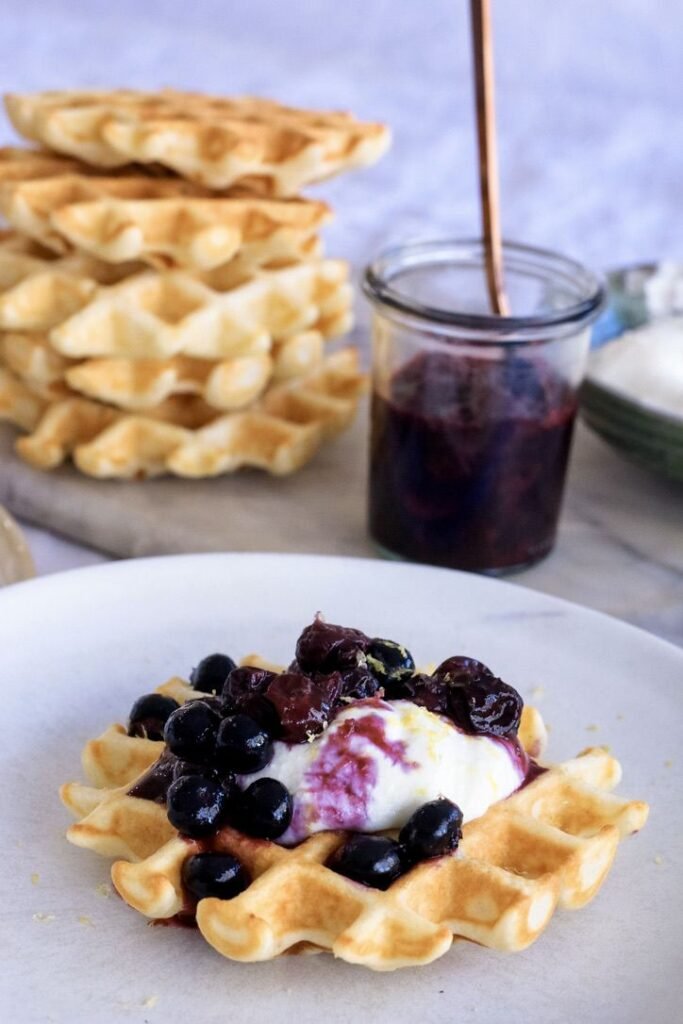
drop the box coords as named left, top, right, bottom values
left=369, top=350, right=578, bottom=572
left=128, top=750, right=177, bottom=802
left=124, top=621, right=545, bottom=904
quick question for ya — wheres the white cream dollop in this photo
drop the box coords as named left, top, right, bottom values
left=243, top=699, right=525, bottom=844
left=588, top=317, right=683, bottom=420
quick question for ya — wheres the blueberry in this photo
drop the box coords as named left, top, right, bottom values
left=163, top=701, right=221, bottom=763
left=366, top=638, right=415, bottom=684
left=408, top=658, right=522, bottom=737
left=172, top=759, right=239, bottom=802
left=265, top=671, right=342, bottom=743
left=399, top=798, right=463, bottom=862
left=190, top=653, right=236, bottom=694
left=222, top=666, right=275, bottom=709
left=339, top=667, right=381, bottom=701
left=173, top=758, right=205, bottom=781
left=185, top=694, right=225, bottom=713
left=382, top=671, right=423, bottom=704
left=170, top=758, right=218, bottom=782
left=239, top=778, right=293, bottom=840
left=166, top=774, right=228, bottom=837
left=182, top=852, right=250, bottom=901
left=215, top=714, right=273, bottom=774
left=221, top=665, right=279, bottom=732
left=447, top=674, right=522, bottom=737
left=295, top=618, right=370, bottom=673
left=433, top=656, right=494, bottom=684
left=405, top=673, right=448, bottom=713
left=433, top=658, right=522, bottom=737
left=127, top=694, right=180, bottom=741
left=329, top=834, right=404, bottom=890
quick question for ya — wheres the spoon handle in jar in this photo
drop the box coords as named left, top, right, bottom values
left=470, top=0, right=510, bottom=316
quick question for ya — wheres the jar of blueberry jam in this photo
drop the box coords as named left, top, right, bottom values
left=363, top=241, right=604, bottom=573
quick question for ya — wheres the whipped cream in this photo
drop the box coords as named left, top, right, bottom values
left=588, top=318, right=683, bottom=420
left=644, top=263, right=683, bottom=318
left=243, top=698, right=527, bottom=844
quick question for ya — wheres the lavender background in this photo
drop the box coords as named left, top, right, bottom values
left=2, top=0, right=681, bottom=276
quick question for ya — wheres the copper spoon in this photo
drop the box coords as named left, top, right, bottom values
left=470, top=0, right=510, bottom=316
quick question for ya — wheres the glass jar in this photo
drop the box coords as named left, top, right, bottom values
left=363, top=240, right=605, bottom=574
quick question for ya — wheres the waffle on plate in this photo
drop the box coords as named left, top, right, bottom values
left=60, top=618, right=648, bottom=971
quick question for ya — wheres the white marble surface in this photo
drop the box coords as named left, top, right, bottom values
left=1, top=0, right=682, bottom=644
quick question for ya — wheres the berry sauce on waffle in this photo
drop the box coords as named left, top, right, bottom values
left=124, top=616, right=544, bottom=901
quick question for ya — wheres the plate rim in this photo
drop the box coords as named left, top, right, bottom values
left=0, top=550, right=680, bottom=661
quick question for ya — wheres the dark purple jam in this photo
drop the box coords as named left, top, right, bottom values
left=492, top=734, right=547, bottom=790
left=369, top=350, right=578, bottom=572
left=127, top=751, right=176, bottom=803
left=520, top=758, right=548, bottom=788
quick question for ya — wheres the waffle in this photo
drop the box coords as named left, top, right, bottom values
left=63, top=332, right=326, bottom=412
left=60, top=673, right=647, bottom=970
left=0, top=228, right=350, bottom=354
left=0, top=327, right=325, bottom=411
left=0, top=172, right=331, bottom=269
left=5, top=90, right=391, bottom=196
left=44, top=258, right=351, bottom=360
left=0, top=364, right=47, bottom=430
left=14, top=348, right=366, bottom=477
left=0, top=146, right=89, bottom=184
left=164, top=347, right=366, bottom=478
left=0, top=332, right=74, bottom=390
left=0, top=230, right=144, bottom=331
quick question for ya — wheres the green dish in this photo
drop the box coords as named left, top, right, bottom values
left=580, top=264, right=683, bottom=481
left=581, top=405, right=683, bottom=481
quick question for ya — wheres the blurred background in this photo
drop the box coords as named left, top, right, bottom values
left=2, top=0, right=680, bottom=279
left=1, top=0, right=681, bottom=626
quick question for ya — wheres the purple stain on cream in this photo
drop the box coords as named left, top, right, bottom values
left=492, top=734, right=547, bottom=790
left=286, top=706, right=418, bottom=841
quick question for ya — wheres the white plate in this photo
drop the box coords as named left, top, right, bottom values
left=1, top=554, right=680, bottom=1024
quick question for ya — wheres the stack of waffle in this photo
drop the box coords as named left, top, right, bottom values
left=0, top=90, right=390, bottom=478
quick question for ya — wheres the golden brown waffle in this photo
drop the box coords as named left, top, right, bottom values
left=60, top=670, right=647, bottom=970
left=0, top=364, right=47, bottom=429
left=0, top=230, right=350, bottom=353
left=165, top=347, right=366, bottom=478
left=0, top=172, right=331, bottom=269
left=5, top=90, right=391, bottom=196
left=48, top=259, right=352, bottom=360
left=0, top=230, right=144, bottom=331
left=0, top=146, right=89, bottom=184
left=145, top=748, right=647, bottom=969
left=0, top=328, right=325, bottom=411
left=13, top=348, right=366, bottom=477
left=0, top=171, right=209, bottom=251
left=62, top=332, right=326, bottom=411
left=0, top=331, right=73, bottom=391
